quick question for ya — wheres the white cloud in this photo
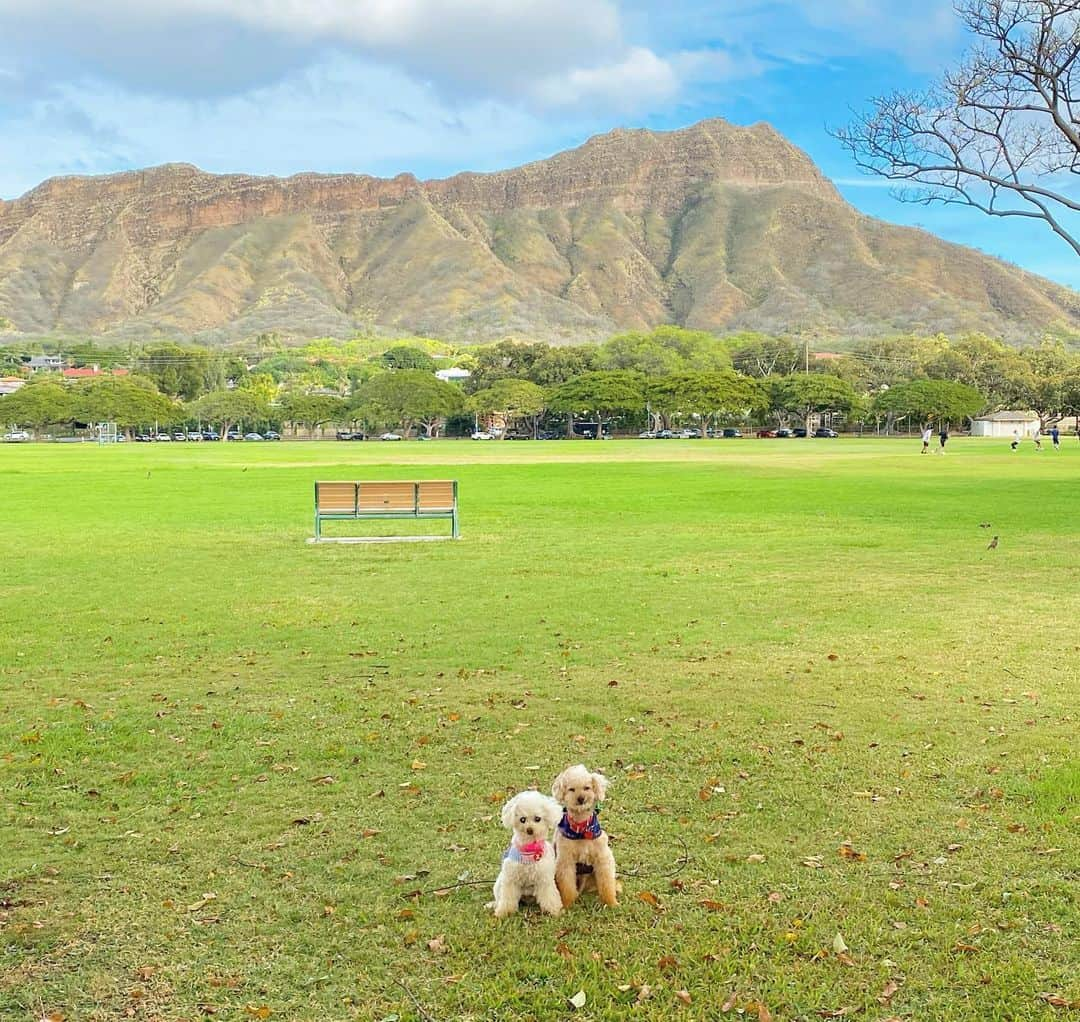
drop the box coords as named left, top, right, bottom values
left=528, top=47, right=678, bottom=110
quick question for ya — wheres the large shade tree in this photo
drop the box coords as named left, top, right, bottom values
left=467, top=379, right=546, bottom=438
left=187, top=390, right=269, bottom=439
left=647, top=371, right=763, bottom=437
left=872, top=379, right=986, bottom=432
left=353, top=370, right=463, bottom=437
left=69, top=376, right=180, bottom=435
left=837, top=1, right=1080, bottom=258
left=278, top=394, right=348, bottom=436
left=0, top=381, right=72, bottom=432
left=546, top=371, right=645, bottom=438
left=771, top=375, right=858, bottom=433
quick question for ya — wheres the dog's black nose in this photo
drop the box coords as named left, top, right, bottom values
left=577, top=797, right=586, bottom=805
left=526, top=827, right=534, bottom=835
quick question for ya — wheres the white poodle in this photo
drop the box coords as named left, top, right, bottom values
left=491, top=790, right=564, bottom=918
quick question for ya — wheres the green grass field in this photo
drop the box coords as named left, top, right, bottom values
left=1, top=438, right=1076, bottom=1022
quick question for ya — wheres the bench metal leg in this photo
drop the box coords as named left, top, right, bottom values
left=452, top=508, right=459, bottom=539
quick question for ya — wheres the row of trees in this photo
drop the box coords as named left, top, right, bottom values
left=7, top=327, right=1080, bottom=438
left=0, top=364, right=1005, bottom=440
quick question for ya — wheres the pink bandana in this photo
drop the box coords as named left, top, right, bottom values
left=505, top=839, right=546, bottom=863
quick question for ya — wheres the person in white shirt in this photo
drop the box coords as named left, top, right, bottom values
left=1033, top=426, right=1042, bottom=451
left=921, top=426, right=932, bottom=454
left=1011, top=429, right=1020, bottom=451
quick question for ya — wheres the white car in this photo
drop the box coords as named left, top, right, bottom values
left=379, top=432, right=403, bottom=441
left=471, top=431, right=495, bottom=440
left=3, top=430, right=30, bottom=442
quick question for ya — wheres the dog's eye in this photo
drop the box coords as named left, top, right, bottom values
left=533, top=816, right=540, bottom=822
left=568, top=787, right=575, bottom=792
left=519, top=816, right=526, bottom=823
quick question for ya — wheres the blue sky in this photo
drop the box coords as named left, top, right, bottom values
left=1, top=0, right=1077, bottom=288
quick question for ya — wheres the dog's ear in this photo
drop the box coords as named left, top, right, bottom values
left=590, top=771, right=609, bottom=802
left=541, top=795, right=563, bottom=829
left=500, top=795, right=519, bottom=830
left=551, top=769, right=569, bottom=804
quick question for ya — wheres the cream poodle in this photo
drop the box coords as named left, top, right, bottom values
left=491, top=790, right=564, bottom=918
left=551, top=764, right=618, bottom=908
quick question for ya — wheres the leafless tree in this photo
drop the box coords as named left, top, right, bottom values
left=835, top=1, right=1080, bottom=257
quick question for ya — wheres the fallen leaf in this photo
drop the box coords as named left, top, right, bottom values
left=637, top=891, right=662, bottom=909
left=767, top=892, right=784, bottom=903
left=700, top=899, right=726, bottom=911
left=802, top=856, right=825, bottom=869
left=758, top=1003, right=772, bottom=1022
left=832, top=932, right=848, bottom=954
left=838, top=843, right=866, bottom=861
left=243, top=1007, right=271, bottom=1020
left=568, top=990, right=587, bottom=1010
left=636, top=985, right=653, bottom=1003
left=878, top=979, right=900, bottom=1004
left=818, top=1010, right=856, bottom=1019
left=308, top=775, right=335, bottom=785
left=1038, top=993, right=1080, bottom=1009
left=721, top=992, right=738, bottom=1012
left=555, top=942, right=573, bottom=961
left=954, top=942, right=980, bottom=953
left=410, top=760, right=427, bottom=771
left=427, top=935, right=447, bottom=954
left=746, top=853, right=766, bottom=864
left=675, top=990, right=692, bottom=1005
left=658, top=954, right=679, bottom=973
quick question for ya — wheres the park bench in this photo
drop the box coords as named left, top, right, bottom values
left=312, top=480, right=459, bottom=542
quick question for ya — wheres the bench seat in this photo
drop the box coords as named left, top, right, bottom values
left=313, top=480, right=459, bottom=541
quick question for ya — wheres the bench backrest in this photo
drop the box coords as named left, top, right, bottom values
left=315, top=480, right=456, bottom=515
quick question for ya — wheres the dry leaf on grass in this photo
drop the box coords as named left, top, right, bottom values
left=721, top=992, right=738, bottom=1012
left=1038, top=993, right=1080, bottom=1009
left=675, top=990, right=692, bottom=1005
left=878, top=979, right=900, bottom=1004
left=832, top=932, right=848, bottom=954
left=568, top=990, right=587, bottom=1009
left=637, top=891, right=662, bottom=909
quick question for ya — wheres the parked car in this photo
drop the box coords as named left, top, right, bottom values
left=202, top=431, right=220, bottom=441
left=3, top=430, right=30, bottom=442
left=775, top=428, right=793, bottom=438
left=471, top=431, right=495, bottom=440
left=504, top=432, right=532, bottom=440
left=172, top=432, right=187, bottom=441
left=792, top=428, right=808, bottom=438
left=757, top=429, right=776, bottom=438
left=243, top=432, right=264, bottom=441
left=155, top=432, right=172, bottom=441
left=226, top=430, right=241, bottom=441
left=722, top=428, right=743, bottom=438
left=186, top=431, right=202, bottom=441
left=814, top=428, right=839, bottom=438
left=336, top=430, right=353, bottom=441
left=134, top=433, right=153, bottom=442
left=638, top=430, right=658, bottom=439
left=264, top=430, right=281, bottom=441
left=379, top=432, right=403, bottom=441
left=537, top=430, right=563, bottom=440
left=673, top=429, right=698, bottom=439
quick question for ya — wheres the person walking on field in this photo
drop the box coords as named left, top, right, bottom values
left=1052, top=426, right=1061, bottom=450
left=1011, top=429, right=1021, bottom=451
left=921, top=425, right=932, bottom=454
left=1034, top=426, right=1043, bottom=451
left=937, top=426, right=949, bottom=453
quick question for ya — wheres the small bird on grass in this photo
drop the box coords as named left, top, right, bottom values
left=979, top=522, right=991, bottom=529
left=987, top=536, right=999, bottom=550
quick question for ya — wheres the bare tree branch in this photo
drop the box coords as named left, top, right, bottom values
left=835, top=0, right=1080, bottom=257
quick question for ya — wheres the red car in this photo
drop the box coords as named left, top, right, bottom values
left=757, top=429, right=777, bottom=438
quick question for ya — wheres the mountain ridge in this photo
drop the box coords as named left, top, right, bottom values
left=0, top=118, right=1076, bottom=344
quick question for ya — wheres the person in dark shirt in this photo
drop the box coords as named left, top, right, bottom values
left=1051, top=426, right=1060, bottom=450
left=937, top=427, right=949, bottom=454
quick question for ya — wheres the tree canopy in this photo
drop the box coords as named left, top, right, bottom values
left=353, top=370, right=463, bottom=437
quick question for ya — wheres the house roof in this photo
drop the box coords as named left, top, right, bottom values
left=973, top=410, right=1039, bottom=422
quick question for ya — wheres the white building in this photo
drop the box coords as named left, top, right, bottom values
left=435, top=367, right=471, bottom=383
left=970, top=411, right=1040, bottom=438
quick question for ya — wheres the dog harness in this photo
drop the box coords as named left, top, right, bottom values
left=504, top=839, right=547, bottom=863
left=558, top=809, right=602, bottom=841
